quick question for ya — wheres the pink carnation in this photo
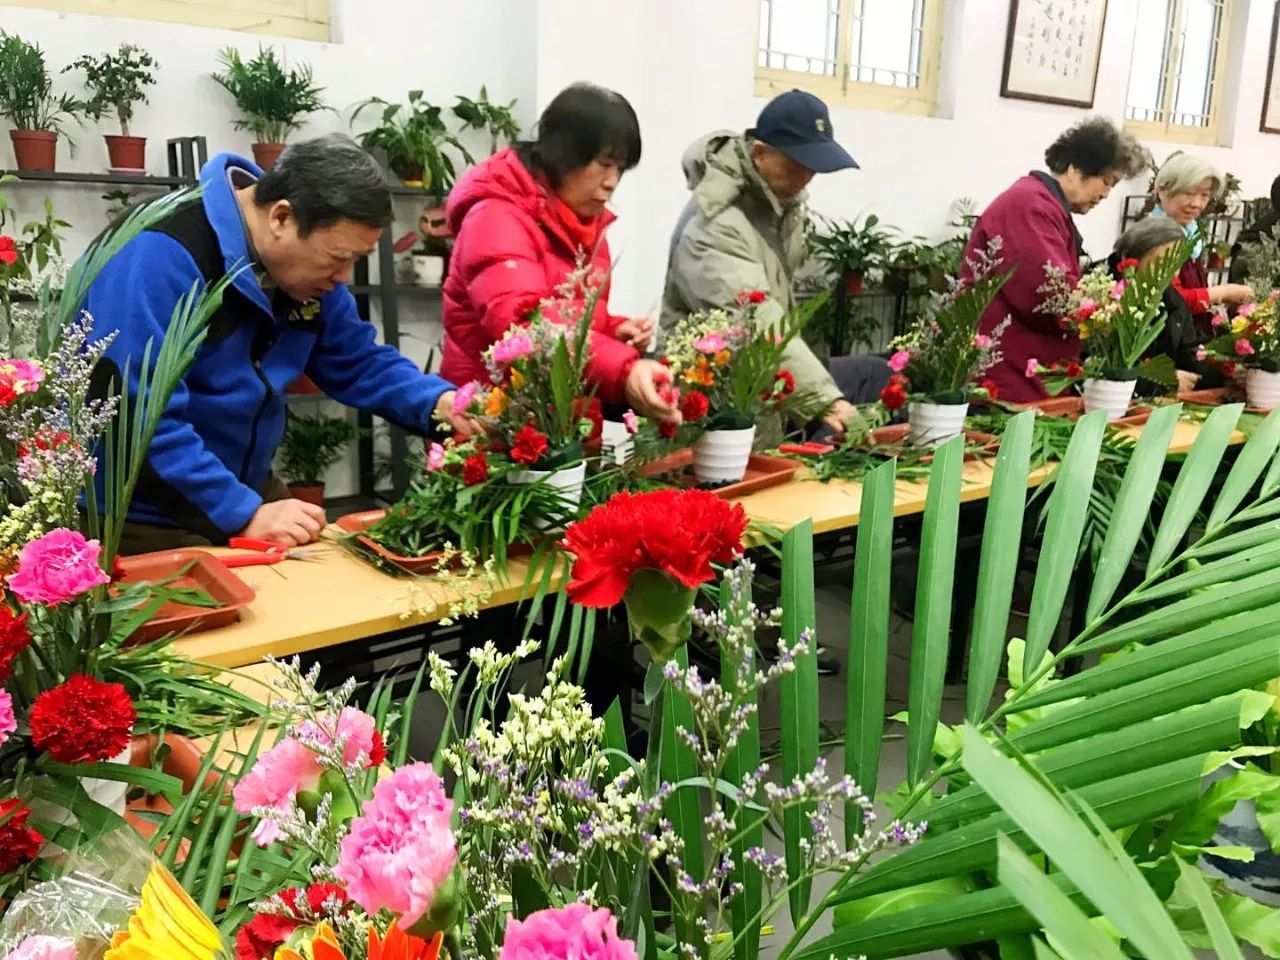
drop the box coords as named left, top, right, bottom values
left=693, top=333, right=728, bottom=355
left=297, top=707, right=384, bottom=768
left=1235, top=338, right=1256, bottom=357
left=452, top=381, right=479, bottom=416
left=3, top=937, right=76, bottom=960
left=0, top=690, right=14, bottom=748
left=888, top=350, right=911, bottom=373
left=426, top=442, right=446, bottom=472
left=6, top=529, right=110, bottom=606
left=232, top=738, right=323, bottom=847
left=0, top=359, right=45, bottom=394
left=334, top=763, right=456, bottom=930
left=498, top=904, right=638, bottom=960
left=973, top=334, right=992, bottom=350
left=491, top=333, right=535, bottom=365
left=1110, top=280, right=1127, bottom=301
left=1211, top=309, right=1228, bottom=328
left=1077, top=298, right=1098, bottom=319
left=622, top=410, right=639, bottom=435
left=1024, top=358, right=1040, bottom=379
left=1238, top=302, right=1258, bottom=317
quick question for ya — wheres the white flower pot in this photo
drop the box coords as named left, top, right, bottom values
left=1081, top=378, right=1137, bottom=421
left=693, top=427, right=756, bottom=484
left=907, top=401, right=969, bottom=446
left=600, top=419, right=634, bottom=465
left=509, top=460, right=587, bottom=529
left=412, top=254, right=444, bottom=288
left=31, top=742, right=131, bottom=835
left=1246, top=368, right=1280, bottom=410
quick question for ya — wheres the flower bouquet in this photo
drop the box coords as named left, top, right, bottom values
left=878, top=239, right=1012, bottom=445
left=1200, top=292, right=1280, bottom=409
left=1034, top=239, right=1188, bottom=420
left=662, top=290, right=823, bottom=483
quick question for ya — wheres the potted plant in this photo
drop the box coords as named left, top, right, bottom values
left=452, top=85, right=521, bottom=156
left=0, top=32, right=83, bottom=173
left=877, top=239, right=1012, bottom=445
left=1200, top=292, right=1280, bottom=409
left=277, top=411, right=356, bottom=506
left=810, top=213, right=896, bottom=296
left=354, top=90, right=473, bottom=193
left=1034, top=240, right=1188, bottom=419
left=211, top=46, right=326, bottom=170
left=66, top=43, right=157, bottom=172
left=1207, top=238, right=1231, bottom=272
left=1206, top=170, right=1242, bottom=217
left=662, top=290, right=821, bottom=483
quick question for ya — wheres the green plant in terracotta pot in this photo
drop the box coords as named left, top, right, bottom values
left=66, top=44, right=157, bottom=173
left=0, top=31, right=84, bottom=173
left=212, top=46, right=326, bottom=170
left=452, top=85, right=520, bottom=156
left=278, top=411, right=356, bottom=507
left=354, top=90, right=473, bottom=194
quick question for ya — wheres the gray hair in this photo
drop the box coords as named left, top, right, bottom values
left=1155, top=152, right=1223, bottom=198
left=1114, top=217, right=1186, bottom=261
left=253, top=133, right=393, bottom=235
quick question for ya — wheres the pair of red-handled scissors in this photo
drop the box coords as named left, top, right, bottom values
left=221, top=537, right=324, bottom=568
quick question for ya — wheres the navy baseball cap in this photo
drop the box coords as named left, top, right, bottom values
left=750, top=90, right=858, bottom=174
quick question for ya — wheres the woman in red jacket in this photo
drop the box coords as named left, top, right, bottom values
left=964, top=118, right=1148, bottom=403
left=442, top=83, right=679, bottom=424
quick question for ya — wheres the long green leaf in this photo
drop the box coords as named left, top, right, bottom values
left=967, top=411, right=1034, bottom=722
left=1024, top=412, right=1106, bottom=672
left=848, top=458, right=895, bottom=830
left=1206, top=409, right=1280, bottom=531
left=1085, top=404, right=1179, bottom=621
left=1175, top=859, right=1246, bottom=960
left=961, top=726, right=1195, bottom=960
left=1133, top=538, right=1280, bottom=602
left=997, top=837, right=1128, bottom=960
left=907, top=436, right=964, bottom=786
left=1146, top=404, right=1242, bottom=574
left=660, top=646, right=706, bottom=953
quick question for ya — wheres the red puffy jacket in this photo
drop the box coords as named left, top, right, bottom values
left=441, top=148, right=638, bottom=403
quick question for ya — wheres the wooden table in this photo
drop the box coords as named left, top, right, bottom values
left=173, top=417, right=1224, bottom=669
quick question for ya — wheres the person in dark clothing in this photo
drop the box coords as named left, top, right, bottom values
left=83, top=135, right=469, bottom=552
left=964, top=117, right=1149, bottom=403
left=1229, top=174, right=1280, bottom=286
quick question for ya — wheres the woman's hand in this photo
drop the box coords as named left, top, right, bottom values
left=1175, top=369, right=1201, bottom=393
left=615, top=317, right=656, bottom=352
left=1209, top=283, right=1255, bottom=305
left=822, top=399, right=868, bottom=439
left=624, top=359, right=682, bottom=424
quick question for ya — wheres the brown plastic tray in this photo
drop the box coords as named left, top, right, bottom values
left=866, top=424, right=999, bottom=461
left=1176, top=387, right=1240, bottom=406
left=1018, top=395, right=1152, bottom=427
left=641, top=450, right=801, bottom=497
left=335, top=510, right=534, bottom=574
left=115, top=550, right=255, bottom=644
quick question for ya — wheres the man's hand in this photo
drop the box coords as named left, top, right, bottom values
left=240, top=499, right=327, bottom=546
left=625, top=359, right=682, bottom=424
left=1175, top=369, right=1201, bottom=393
left=615, top=317, right=656, bottom=352
left=435, top=390, right=482, bottom=437
left=1209, top=283, right=1256, bottom=306
left=822, top=399, right=868, bottom=439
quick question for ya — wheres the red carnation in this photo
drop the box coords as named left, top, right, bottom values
left=979, top=379, right=998, bottom=401
left=1117, top=257, right=1139, bottom=274
left=29, top=674, right=136, bottom=763
left=0, top=376, right=16, bottom=408
left=680, top=390, right=710, bottom=422
left=659, top=419, right=679, bottom=439
left=880, top=375, right=909, bottom=411
left=735, top=289, right=768, bottom=305
left=770, top=369, right=796, bottom=400
left=1222, top=361, right=1238, bottom=378
left=0, top=605, right=31, bottom=681
left=511, top=424, right=550, bottom=466
left=462, top=453, right=490, bottom=486
left=560, top=489, right=748, bottom=609
left=0, top=798, right=43, bottom=873
left=0, top=236, right=17, bottom=268
left=573, top=396, right=604, bottom=455
left=17, top=429, right=72, bottom=459
left=368, top=730, right=387, bottom=767
left=1065, top=361, right=1084, bottom=377
left=236, top=883, right=350, bottom=960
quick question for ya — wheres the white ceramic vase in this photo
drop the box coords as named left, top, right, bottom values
left=1081, top=378, right=1137, bottom=421
left=693, top=427, right=756, bottom=484
left=907, top=401, right=969, bottom=446
left=1246, top=368, right=1280, bottom=410
left=509, top=460, right=587, bottom=530
left=412, top=254, right=445, bottom=287
left=31, top=742, right=132, bottom=835
left=600, top=419, right=634, bottom=465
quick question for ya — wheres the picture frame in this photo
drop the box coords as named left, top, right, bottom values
left=1262, top=1, right=1280, bottom=133
left=1000, top=0, right=1109, bottom=108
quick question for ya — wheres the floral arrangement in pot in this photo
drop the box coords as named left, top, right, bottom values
left=1033, top=239, right=1187, bottom=420
left=1200, top=292, right=1280, bottom=409
left=662, top=290, right=819, bottom=484
left=877, top=239, right=1012, bottom=445
left=66, top=43, right=157, bottom=173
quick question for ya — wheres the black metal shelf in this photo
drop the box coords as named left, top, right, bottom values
left=0, top=170, right=191, bottom=188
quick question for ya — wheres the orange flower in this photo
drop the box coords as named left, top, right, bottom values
left=484, top=388, right=508, bottom=416
left=714, top=349, right=731, bottom=367
left=369, top=926, right=443, bottom=960
left=510, top=368, right=527, bottom=390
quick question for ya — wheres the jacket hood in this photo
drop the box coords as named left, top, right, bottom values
left=681, top=131, right=791, bottom=220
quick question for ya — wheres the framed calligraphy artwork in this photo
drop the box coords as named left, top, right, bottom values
left=1001, top=0, right=1109, bottom=107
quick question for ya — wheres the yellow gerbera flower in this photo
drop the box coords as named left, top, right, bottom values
left=510, top=369, right=527, bottom=390
left=104, top=862, right=223, bottom=960
left=1232, top=316, right=1249, bottom=335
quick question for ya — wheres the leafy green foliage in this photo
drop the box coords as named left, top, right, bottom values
left=354, top=90, right=474, bottom=190
left=277, top=411, right=356, bottom=485
left=66, top=43, right=157, bottom=136
left=211, top=46, right=326, bottom=143
left=452, top=85, right=520, bottom=155
left=0, top=31, right=84, bottom=133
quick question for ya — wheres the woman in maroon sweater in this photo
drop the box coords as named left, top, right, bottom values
left=964, top=118, right=1148, bottom=402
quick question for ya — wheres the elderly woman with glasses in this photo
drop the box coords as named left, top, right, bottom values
left=1151, top=153, right=1254, bottom=331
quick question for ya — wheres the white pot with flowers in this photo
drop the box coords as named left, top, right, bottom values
left=1200, top=292, right=1280, bottom=409
left=878, top=239, right=1013, bottom=445
left=662, top=289, right=823, bottom=484
left=1033, top=241, right=1190, bottom=419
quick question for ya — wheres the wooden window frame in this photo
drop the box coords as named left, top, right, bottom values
left=0, top=0, right=330, bottom=42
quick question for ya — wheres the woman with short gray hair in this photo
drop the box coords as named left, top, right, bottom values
left=1151, top=153, right=1253, bottom=328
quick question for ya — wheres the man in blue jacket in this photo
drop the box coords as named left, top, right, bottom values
left=84, top=134, right=465, bottom=551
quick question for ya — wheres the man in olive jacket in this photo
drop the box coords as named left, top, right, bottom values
left=661, top=90, right=866, bottom=435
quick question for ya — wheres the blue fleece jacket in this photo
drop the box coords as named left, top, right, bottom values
left=83, top=153, right=453, bottom=538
